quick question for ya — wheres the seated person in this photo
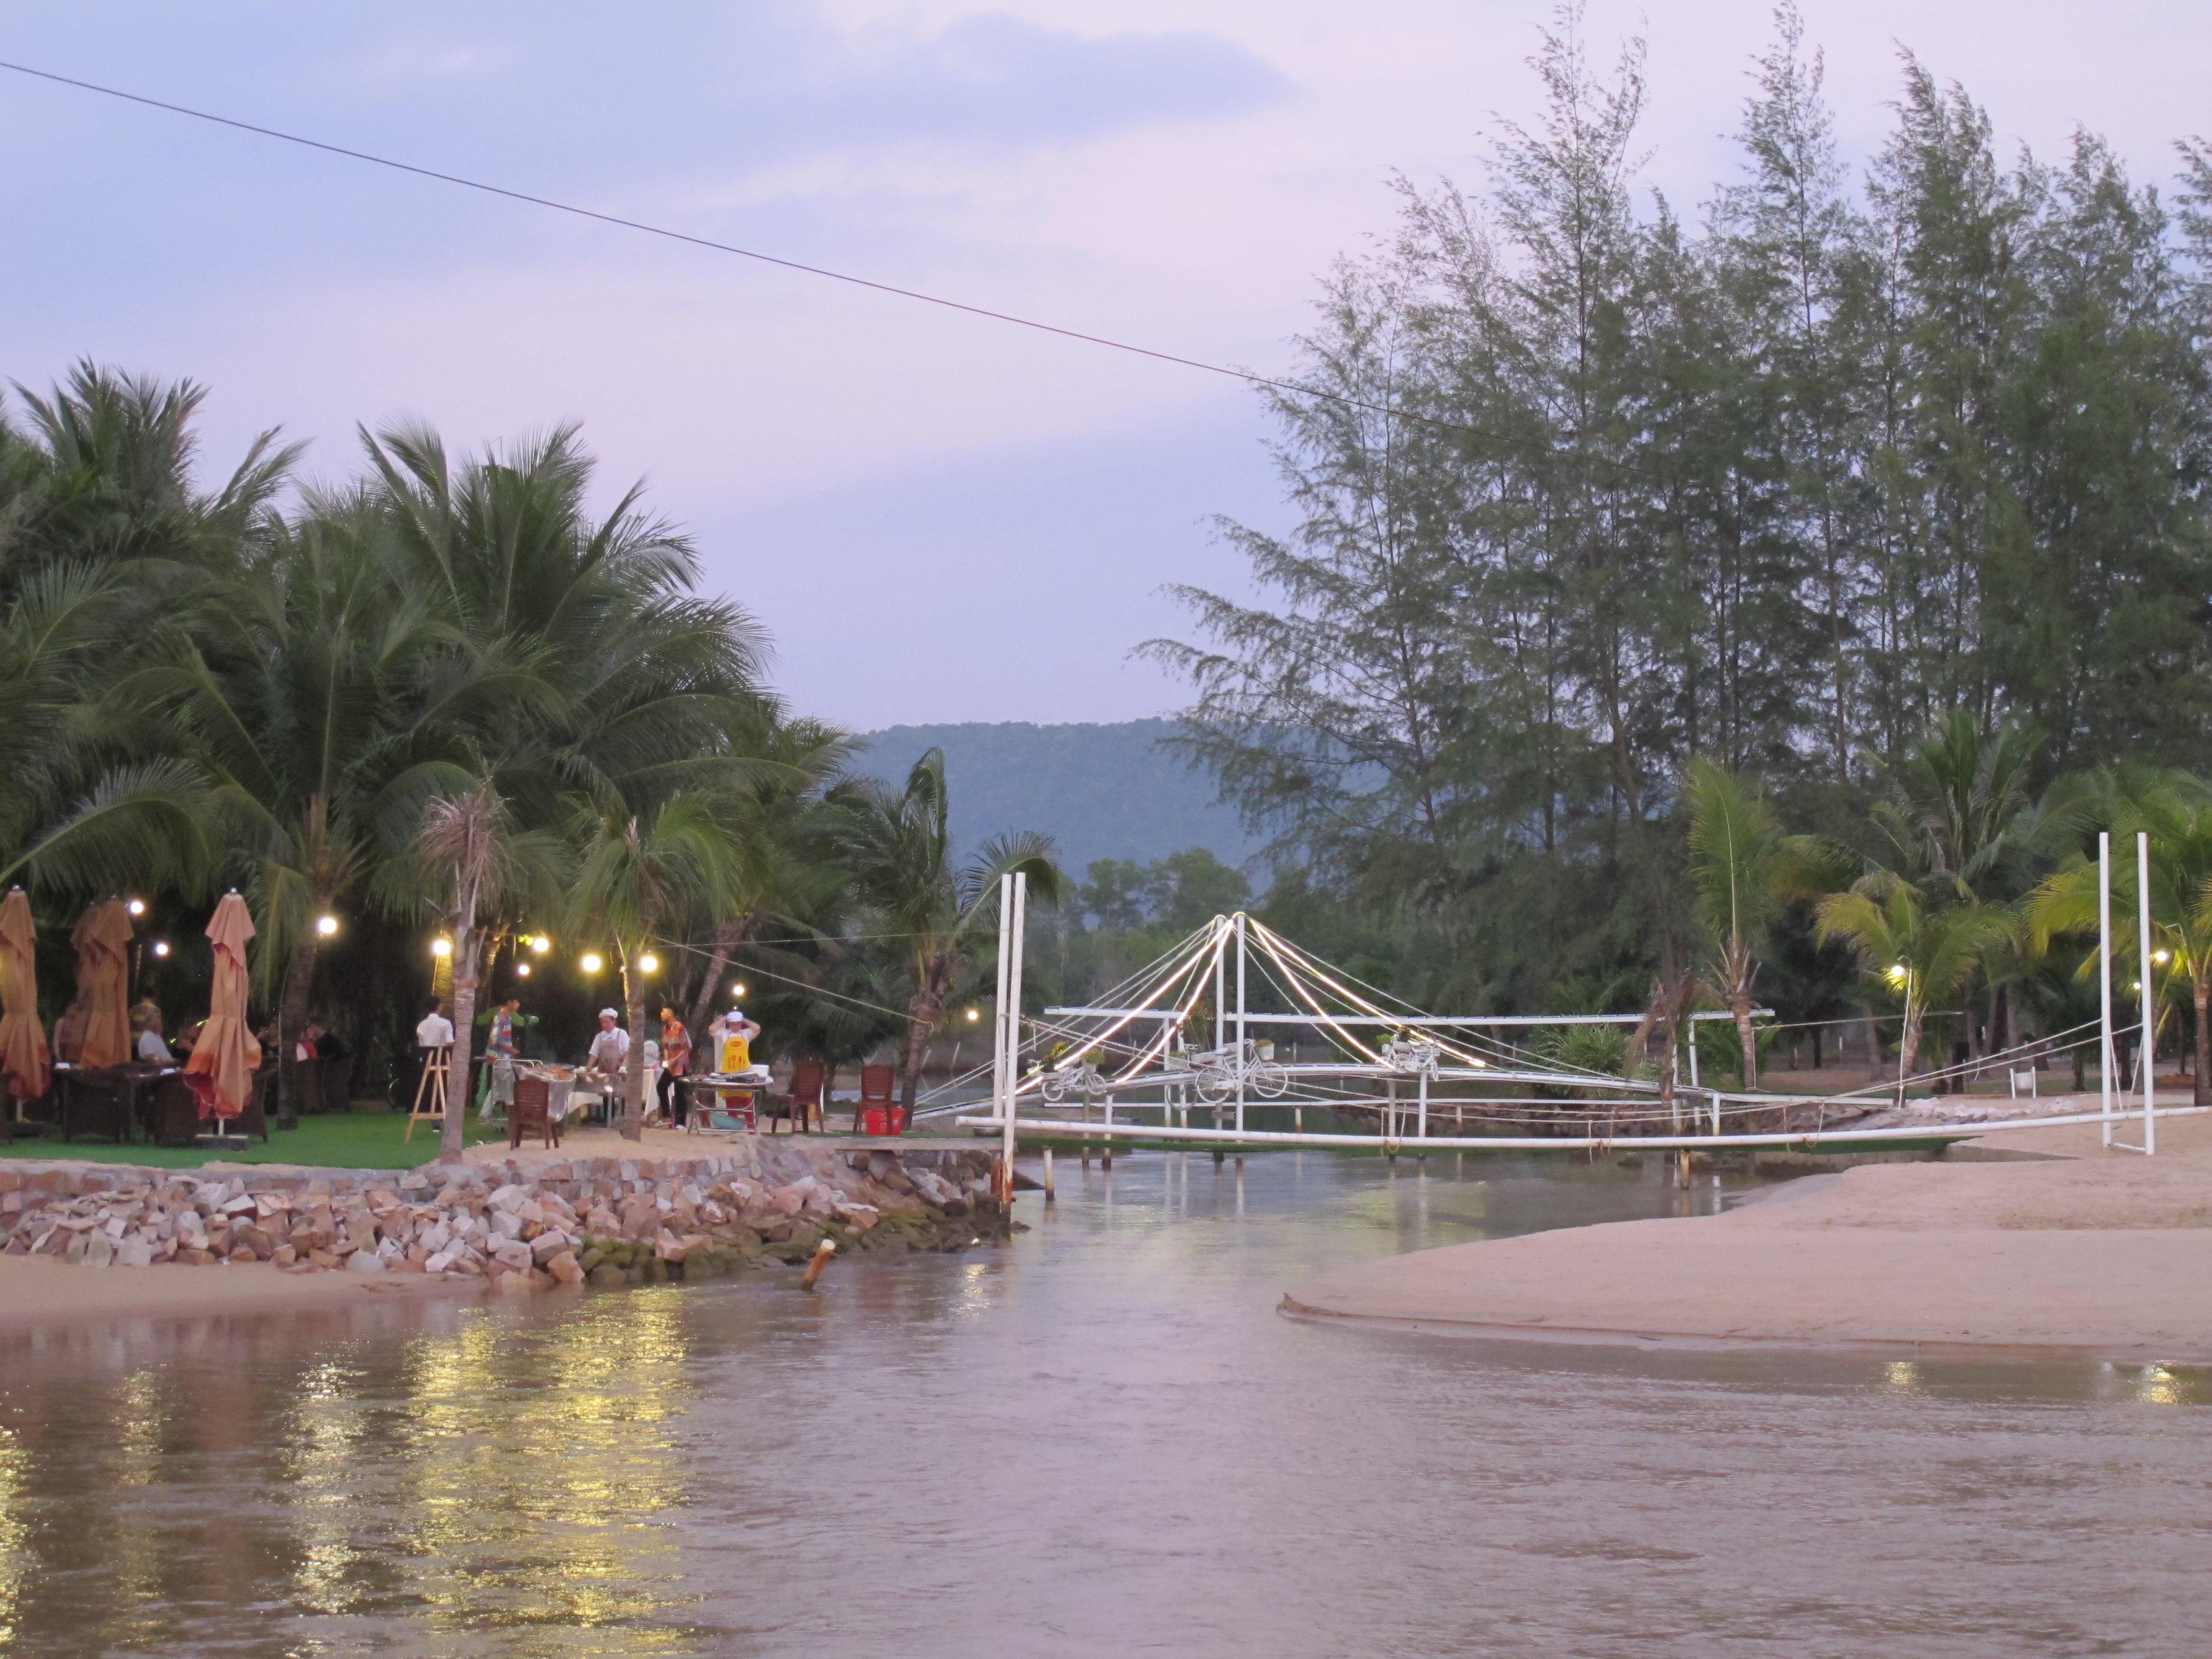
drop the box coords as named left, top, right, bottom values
left=134, top=1005, right=176, bottom=1065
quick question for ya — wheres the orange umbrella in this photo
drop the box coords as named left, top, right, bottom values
left=0, top=887, right=50, bottom=1110
left=73, top=899, right=133, bottom=1068
left=184, top=891, right=261, bottom=1121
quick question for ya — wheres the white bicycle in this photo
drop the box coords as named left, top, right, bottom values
left=1039, top=1059, right=1109, bottom=1104
left=1192, top=1038, right=1290, bottom=1104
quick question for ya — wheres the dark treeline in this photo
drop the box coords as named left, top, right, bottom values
left=1, top=372, right=1059, bottom=1149
left=1147, top=3, right=2212, bottom=1025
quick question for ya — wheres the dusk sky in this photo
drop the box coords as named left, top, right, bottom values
left=4, top=1, right=2206, bottom=730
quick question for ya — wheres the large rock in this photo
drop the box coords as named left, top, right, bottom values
left=346, top=1249, right=387, bottom=1273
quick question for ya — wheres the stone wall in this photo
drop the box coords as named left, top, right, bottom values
left=1, top=1139, right=1007, bottom=1292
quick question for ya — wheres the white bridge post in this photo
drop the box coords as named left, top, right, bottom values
left=994, top=871, right=1027, bottom=1185
left=1234, top=911, right=1248, bottom=1136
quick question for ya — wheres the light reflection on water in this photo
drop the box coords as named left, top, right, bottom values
left=0, top=1150, right=2207, bottom=1658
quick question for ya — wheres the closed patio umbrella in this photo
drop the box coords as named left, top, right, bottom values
left=184, top=890, right=261, bottom=1122
left=0, top=887, right=50, bottom=1115
left=73, top=899, right=133, bottom=1068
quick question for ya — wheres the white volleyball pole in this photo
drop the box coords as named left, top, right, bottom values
left=2139, top=831, right=2156, bottom=1156
left=2099, top=832, right=2114, bottom=1147
left=1001, top=871, right=1027, bottom=1181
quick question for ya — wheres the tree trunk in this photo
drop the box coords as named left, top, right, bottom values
left=1899, top=1006, right=1925, bottom=1093
left=688, top=916, right=748, bottom=1034
left=441, top=925, right=480, bottom=1161
left=623, top=970, right=648, bottom=1142
left=2194, top=982, right=2210, bottom=1108
left=276, top=940, right=317, bottom=1130
left=899, top=988, right=945, bottom=1118
left=1730, top=985, right=1757, bottom=1091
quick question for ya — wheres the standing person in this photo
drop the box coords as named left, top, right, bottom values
left=707, top=1006, right=760, bottom=1074
left=581, top=1008, right=630, bottom=1101
left=415, top=999, right=454, bottom=1053
left=655, top=1007, right=693, bottom=1125
left=480, top=996, right=523, bottom=1119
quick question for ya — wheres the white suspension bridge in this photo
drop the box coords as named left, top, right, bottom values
left=943, top=834, right=2199, bottom=1175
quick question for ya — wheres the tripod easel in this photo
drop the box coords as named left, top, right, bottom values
left=405, top=1045, right=450, bottom=1143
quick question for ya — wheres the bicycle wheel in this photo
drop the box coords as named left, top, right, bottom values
left=1196, top=1068, right=1232, bottom=1105
left=1253, top=1064, right=1290, bottom=1100
left=1041, top=1073, right=1069, bottom=1104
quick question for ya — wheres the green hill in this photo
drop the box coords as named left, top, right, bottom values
left=853, top=719, right=1259, bottom=875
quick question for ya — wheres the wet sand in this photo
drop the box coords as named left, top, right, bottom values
left=1287, top=1134, right=2212, bottom=1360
left=0, top=1252, right=484, bottom=1333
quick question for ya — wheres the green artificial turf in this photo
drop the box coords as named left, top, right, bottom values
left=2, top=1108, right=508, bottom=1170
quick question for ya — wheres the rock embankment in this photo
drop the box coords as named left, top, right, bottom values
left=0, top=1140, right=1005, bottom=1295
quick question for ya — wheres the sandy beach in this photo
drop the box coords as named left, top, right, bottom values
left=1287, top=1115, right=2212, bottom=1361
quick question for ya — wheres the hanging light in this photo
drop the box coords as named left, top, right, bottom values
left=638, top=953, right=660, bottom=974
left=431, top=937, right=452, bottom=959
left=126, top=898, right=146, bottom=917
left=529, top=934, right=552, bottom=954
left=315, top=914, right=340, bottom=937
left=580, top=952, right=603, bottom=974
left=2153, top=949, right=2172, bottom=965
left=151, top=940, right=171, bottom=958
left=1886, top=964, right=1908, bottom=985
left=965, top=1007, right=982, bottom=1022
left=515, top=962, right=532, bottom=977
left=731, top=980, right=747, bottom=997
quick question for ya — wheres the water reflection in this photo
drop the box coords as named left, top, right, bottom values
left=0, top=1151, right=2206, bottom=1658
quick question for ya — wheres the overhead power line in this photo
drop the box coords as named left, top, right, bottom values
left=0, top=55, right=1634, bottom=467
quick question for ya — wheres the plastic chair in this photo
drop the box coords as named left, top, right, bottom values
left=854, top=1064, right=903, bottom=1136
left=509, top=1073, right=560, bottom=1150
left=787, top=1058, right=825, bottom=1134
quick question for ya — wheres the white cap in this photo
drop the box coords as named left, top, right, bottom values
left=598, top=1007, right=619, bottom=1019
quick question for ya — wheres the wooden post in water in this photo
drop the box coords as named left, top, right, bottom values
left=800, top=1239, right=836, bottom=1290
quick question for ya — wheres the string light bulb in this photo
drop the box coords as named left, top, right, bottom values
left=529, top=934, right=551, bottom=954
left=431, top=937, right=452, bottom=959
left=126, top=898, right=146, bottom=917
left=515, top=962, right=531, bottom=977
left=315, top=914, right=339, bottom=937
left=638, top=953, right=660, bottom=974
left=151, top=940, right=170, bottom=957
left=580, top=952, right=603, bottom=974
left=731, top=981, right=747, bottom=997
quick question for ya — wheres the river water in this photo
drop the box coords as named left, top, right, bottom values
left=1, top=1150, right=2207, bottom=1657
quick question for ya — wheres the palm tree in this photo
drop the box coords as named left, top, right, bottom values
left=566, top=794, right=747, bottom=1140
left=409, top=783, right=566, bottom=1159
left=1872, top=712, right=2048, bottom=901
left=2026, top=774, right=2212, bottom=1105
left=130, top=500, right=500, bottom=1125
left=825, top=749, right=1063, bottom=1118
left=1680, top=759, right=1843, bottom=1088
left=1815, top=873, right=2014, bottom=1089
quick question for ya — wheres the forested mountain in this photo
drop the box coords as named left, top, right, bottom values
left=854, top=720, right=1258, bottom=875
left=1148, top=2, right=2212, bottom=1011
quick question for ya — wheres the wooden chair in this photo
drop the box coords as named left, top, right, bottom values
left=788, top=1059, right=825, bottom=1134
left=509, top=1073, right=560, bottom=1151
left=854, top=1064, right=900, bottom=1136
